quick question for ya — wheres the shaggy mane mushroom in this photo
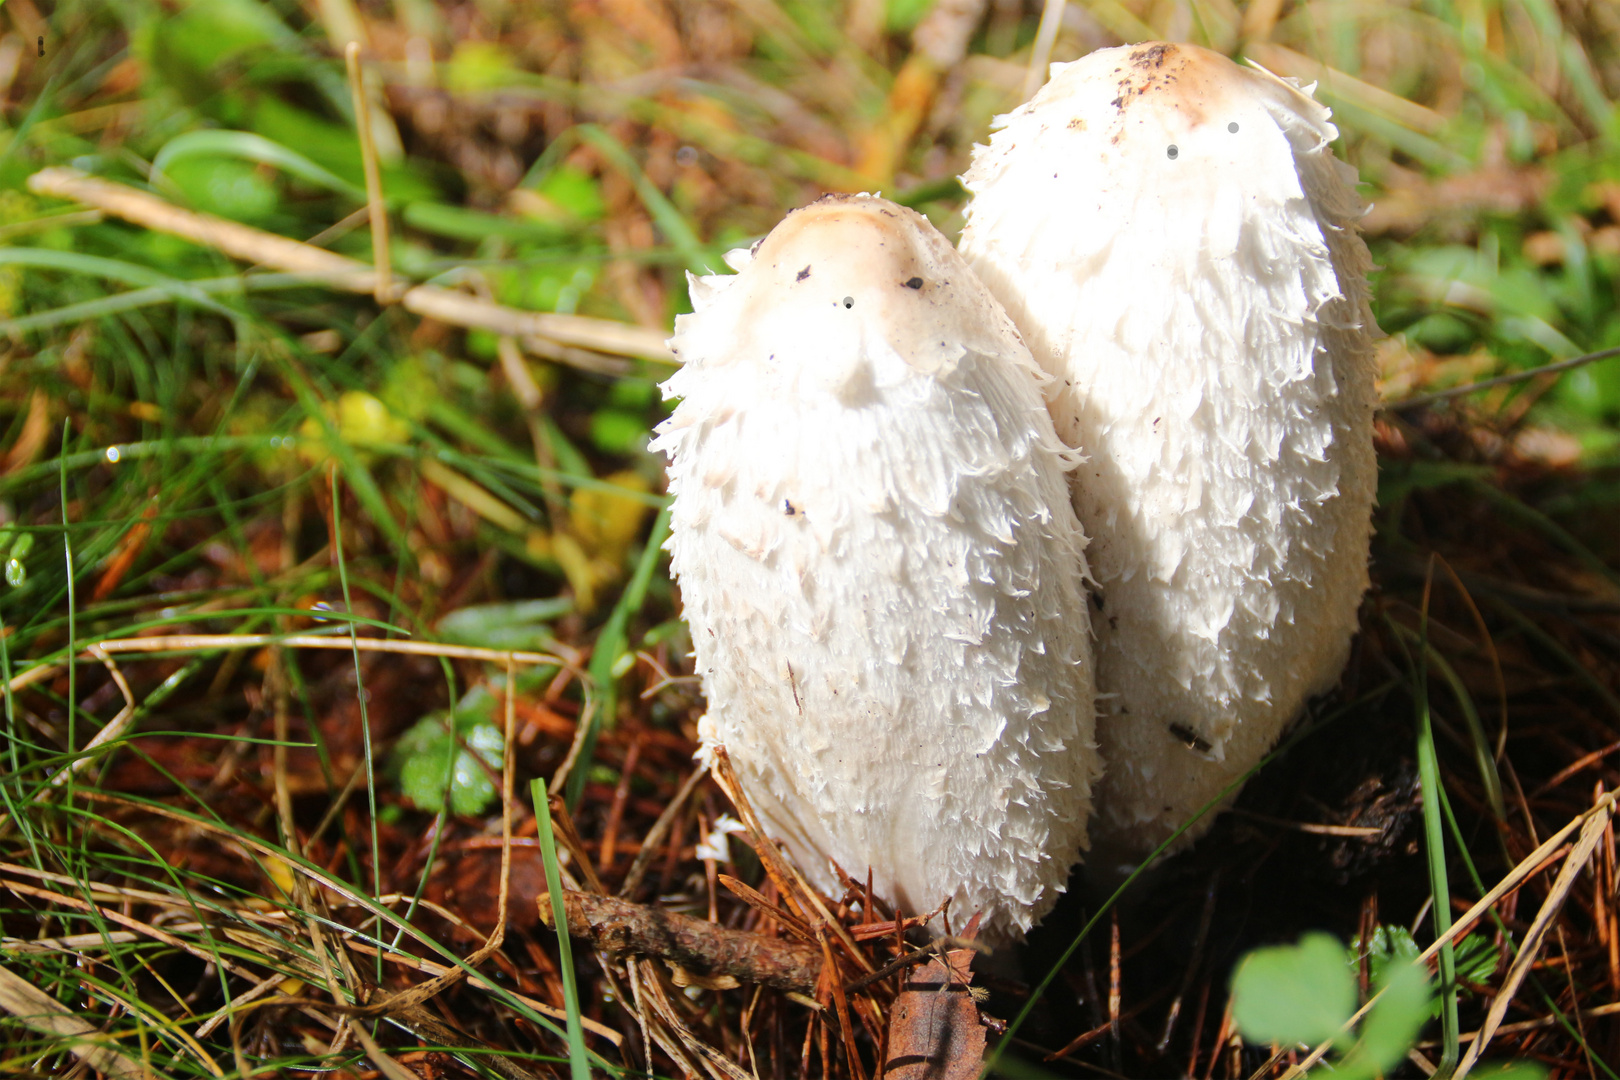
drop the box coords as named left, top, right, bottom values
left=960, top=42, right=1379, bottom=860
left=655, top=194, right=1101, bottom=941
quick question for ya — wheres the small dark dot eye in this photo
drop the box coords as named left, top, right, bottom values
left=842, top=296, right=854, bottom=309
left=904, top=277, right=923, bottom=290
left=1166, top=145, right=1179, bottom=159
left=1228, top=122, right=1239, bottom=133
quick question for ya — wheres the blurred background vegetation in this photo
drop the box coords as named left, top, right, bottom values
left=1, top=0, right=1620, bottom=1077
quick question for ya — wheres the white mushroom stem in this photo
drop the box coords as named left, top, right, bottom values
left=656, top=194, right=1100, bottom=941
left=960, top=42, right=1379, bottom=858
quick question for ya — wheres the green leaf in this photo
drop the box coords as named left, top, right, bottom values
left=1470, top=1065, right=1548, bottom=1080
left=1351, top=925, right=1423, bottom=996
left=436, top=598, right=574, bottom=651
left=248, top=97, right=438, bottom=204
left=1406, top=311, right=1477, bottom=354
left=161, top=0, right=291, bottom=66
left=394, top=693, right=504, bottom=817
left=590, top=410, right=650, bottom=454
left=536, top=166, right=606, bottom=223
left=445, top=41, right=523, bottom=94
left=1353, top=922, right=1469, bottom=1023
left=1231, top=932, right=1357, bottom=1048
left=887, top=0, right=936, bottom=32
left=608, top=378, right=658, bottom=409
left=153, top=130, right=365, bottom=201
left=1455, top=937, right=1501, bottom=986
left=1352, top=960, right=1434, bottom=1077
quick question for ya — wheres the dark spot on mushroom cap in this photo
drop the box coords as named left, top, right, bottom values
left=796, top=266, right=811, bottom=281
left=904, top=277, right=923, bottom=290
left=1167, top=145, right=1179, bottom=159
left=842, top=296, right=854, bottom=309
left=1228, top=121, right=1239, bottom=132
left=1067, top=117, right=1085, bottom=130
left=1131, top=43, right=1173, bottom=69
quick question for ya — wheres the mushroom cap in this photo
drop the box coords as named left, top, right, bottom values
left=959, top=43, right=1378, bottom=857
left=679, top=195, right=1046, bottom=392
left=656, top=194, right=1100, bottom=940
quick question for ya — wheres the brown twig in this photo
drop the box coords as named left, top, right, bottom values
left=539, top=888, right=822, bottom=994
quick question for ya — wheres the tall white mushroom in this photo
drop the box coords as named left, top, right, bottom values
left=654, top=194, right=1100, bottom=941
left=959, top=43, right=1378, bottom=858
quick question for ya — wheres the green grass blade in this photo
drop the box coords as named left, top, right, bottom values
left=329, top=466, right=385, bottom=989
left=0, top=272, right=361, bottom=336
left=1424, top=644, right=1506, bottom=824
left=576, top=124, right=710, bottom=274
left=532, top=778, right=591, bottom=1080
left=59, top=422, right=77, bottom=807
left=1409, top=597, right=1461, bottom=1073
left=566, top=506, right=671, bottom=811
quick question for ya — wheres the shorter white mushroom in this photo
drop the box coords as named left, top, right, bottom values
left=959, top=43, right=1379, bottom=859
left=655, top=194, right=1100, bottom=941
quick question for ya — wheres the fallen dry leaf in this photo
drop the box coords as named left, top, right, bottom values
left=884, top=948, right=985, bottom=1080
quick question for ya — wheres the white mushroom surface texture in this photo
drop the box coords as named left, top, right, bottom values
left=958, top=42, right=1379, bottom=858
left=653, top=194, right=1100, bottom=942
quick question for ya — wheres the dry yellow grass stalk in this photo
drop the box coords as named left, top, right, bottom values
left=0, top=963, right=161, bottom=1080
left=24, top=167, right=676, bottom=366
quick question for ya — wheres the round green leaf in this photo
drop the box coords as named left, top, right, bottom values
left=1355, top=960, right=1434, bottom=1075
left=1231, top=933, right=1357, bottom=1047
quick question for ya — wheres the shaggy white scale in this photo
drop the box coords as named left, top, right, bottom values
left=654, top=195, right=1100, bottom=941
left=959, top=43, right=1379, bottom=858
